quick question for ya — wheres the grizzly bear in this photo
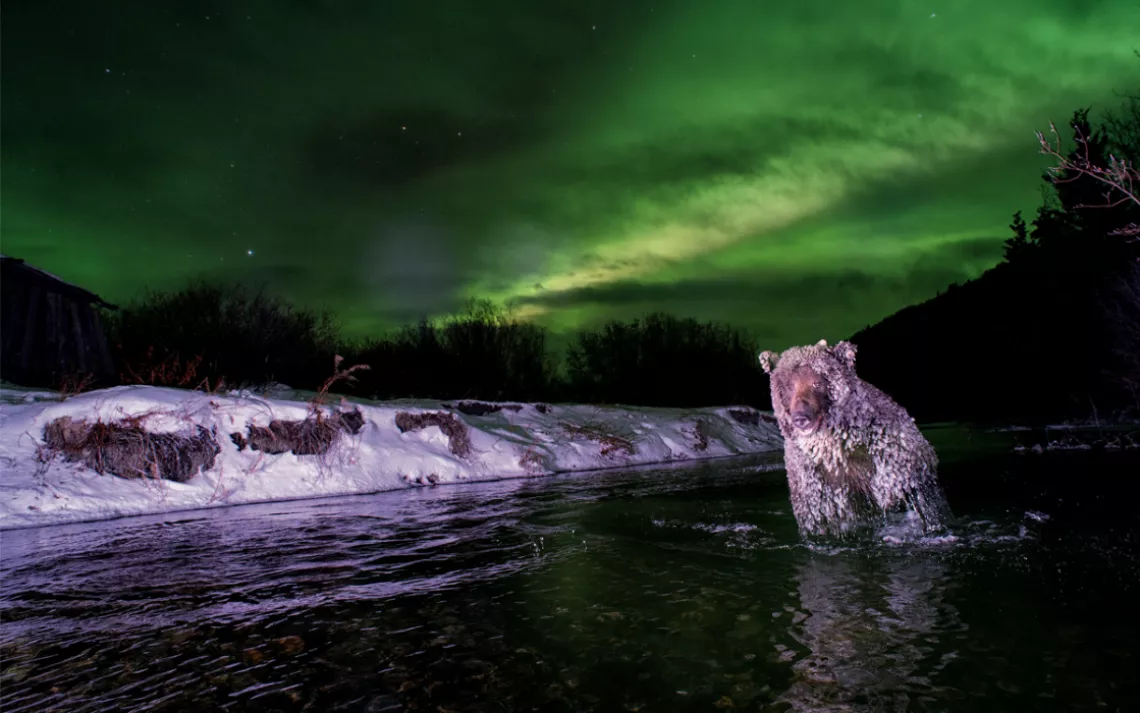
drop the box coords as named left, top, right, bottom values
left=759, top=339, right=951, bottom=538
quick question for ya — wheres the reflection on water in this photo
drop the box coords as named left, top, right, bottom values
left=2, top=444, right=1139, bottom=712
left=779, top=553, right=961, bottom=712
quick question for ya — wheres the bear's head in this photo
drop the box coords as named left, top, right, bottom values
left=759, top=339, right=858, bottom=434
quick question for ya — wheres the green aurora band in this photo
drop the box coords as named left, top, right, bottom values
left=3, top=0, right=1138, bottom=348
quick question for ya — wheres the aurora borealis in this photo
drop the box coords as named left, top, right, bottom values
left=3, top=0, right=1137, bottom=348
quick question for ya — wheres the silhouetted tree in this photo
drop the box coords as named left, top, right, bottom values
left=106, top=281, right=339, bottom=389
left=1002, top=210, right=1034, bottom=263
left=566, top=313, right=766, bottom=408
left=349, top=299, right=554, bottom=402
left=440, top=299, right=553, bottom=401
left=853, top=84, right=1140, bottom=424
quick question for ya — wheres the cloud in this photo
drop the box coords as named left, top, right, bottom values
left=2, top=0, right=1136, bottom=342
left=359, top=220, right=472, bottom=321
left=513, top=235, right=1009, bottom=347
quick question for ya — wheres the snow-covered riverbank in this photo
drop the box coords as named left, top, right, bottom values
left=0, top=384, right=783, bottom=530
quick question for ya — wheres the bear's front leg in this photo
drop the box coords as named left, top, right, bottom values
left=783, top=442, right=832, bottom=537
left=870, top=443, right=952, bottom=532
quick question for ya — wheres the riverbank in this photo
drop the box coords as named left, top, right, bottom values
left=0, top=384, right=783, bottom=530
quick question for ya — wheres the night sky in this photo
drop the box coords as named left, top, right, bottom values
left=3, top=1, right=1137, bottom=348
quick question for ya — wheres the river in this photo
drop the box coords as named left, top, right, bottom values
left=2, top=427, right=1138, bottom=712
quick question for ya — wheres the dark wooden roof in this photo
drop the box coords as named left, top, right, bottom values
left=0, top=255, right=119, bottom=310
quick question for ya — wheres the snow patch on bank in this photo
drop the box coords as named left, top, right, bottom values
left=0, top=385, right=782, bottom=530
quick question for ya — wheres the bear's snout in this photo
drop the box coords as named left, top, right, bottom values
left=780, top=364, right=827, bottom=433
left=790, top=401, right=820, bottom=432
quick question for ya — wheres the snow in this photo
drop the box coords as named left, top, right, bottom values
left=0, top=384, right=783, bottom=530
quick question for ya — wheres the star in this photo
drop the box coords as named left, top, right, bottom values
left=247, top=249, right=254, bottom=256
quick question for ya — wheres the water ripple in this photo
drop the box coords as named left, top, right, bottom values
left=2, top=449, right=1138, bottom=712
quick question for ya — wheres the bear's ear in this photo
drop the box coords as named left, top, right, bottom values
left=833, top=340, right=857, bottom=367
left=758, top=350, right=779, bottom=374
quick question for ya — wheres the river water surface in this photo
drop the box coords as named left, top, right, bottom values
left=2, top=427, right=1138, bottom=712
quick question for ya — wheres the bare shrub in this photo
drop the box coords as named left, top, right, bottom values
left=1038, top=117, right=1139, bottom=239
left=55, top=373, right=97, bottom=400
left=120, top=347, right=205, bottom=388
left=565, top=313, right=766, bottom=408
left=106, top=280, right=340, bottom=390
left=351, top=299, right=554, bottom=402
left=224, top=356, right=371, bottom=459
left=309, top=355, right=370, bottom=412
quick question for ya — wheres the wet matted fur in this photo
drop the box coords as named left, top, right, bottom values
left=760, top=339, right=952, bottom=538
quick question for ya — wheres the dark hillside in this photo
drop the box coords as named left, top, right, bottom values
left=851, top=105, right=1140, bottom=425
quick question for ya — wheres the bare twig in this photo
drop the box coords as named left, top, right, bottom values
left=309, top=354, right=371, bottom=413
left=56, top=373, right=96, bottom=400
left=120, top=347, right=206, bottom=388
left=1037, top=121, right=1140, bottom=240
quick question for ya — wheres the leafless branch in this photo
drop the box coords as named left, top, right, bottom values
left=1037, top=121, right=1140, bottom=239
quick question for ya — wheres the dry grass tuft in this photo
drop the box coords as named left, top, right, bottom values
left=394, top=411, right=473, bottom=458
left=687, top=419, right=710, bottom=452
left=42, top=415, right=220, bottom=482
left=228, top=356, right=371, bottom=458
left=55, top=373, right=97, bottom=400
left=446, top=400, right=524, bottom=417
left=519, top=447, right=546, bottom=474
left=309, top=355, right=370, bottom=413
left=231, top=408, right=365, bottom=457
left=727, top=408, right=766, bottom=426
left=120, top=347, right=206, bottom=389
left=560, top=421, right=635, bottom=457
left=244, top=418, right=341, bottom=456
